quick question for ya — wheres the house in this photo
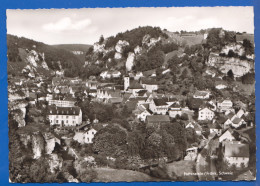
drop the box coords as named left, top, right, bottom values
left=193, top=90, right=210, bottom=99
left=215, top=81, right=228, bottom=90
left=231, top=117, right=245, bottom=128
left=198, top=107, right=215, bottom=120
left=134, top=72, right=144, bottom=80
left=217, top=99, right=233, bottom=112
left=208, top=100, right=217, bottom=111
left=134, top=90, right=148, bottom=98
left=169, top=103, right=182, bottom=118
left=13, top=78, right=24, bottom=86
left=100, top=70, right=121, bottom=79
left=208, top=123, right=222, bottom=136
left=73, top=128, right=97, bottom=144
left=49, top=96, right=76, bottom=107
left=146, top=115, right=170, bottom=127
left=48, top=106, right=82, bottom=127
left=223, top=118, right=233, bottom=129
left=96, top=89, right=121, bottom=103
left=219, top=128, right=236, bottom=143
left=236, top=109, right=245, bottom=118
left=134, top=105, right=152, bottom=122
left=127, top=81, right=144, bottom=96
left=149, top=98, right=170, bottom=115
left=88, top=89, right=97, bottom=97
left=143, top=69, right=156, bottom=77
left=186, top=122, right=203, bottom=135
left=140, top=78, right=158, bottom=93
left=85, top=80, right=98, bottom=90
left=184, top=147, right=198, bottom=161
left=223, top=141, right=249, bottom=168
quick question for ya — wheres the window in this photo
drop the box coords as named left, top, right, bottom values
left=56, top=115, right=58, bottom=118
left=66, top=116, right=69, bottom=119
left=66, top=120, right=68, bottom=123
left=92, top=132, right=94, bottom=134
left=73, top=116, right=75, bottom=119
left=56, top=120, right=58, bottom=123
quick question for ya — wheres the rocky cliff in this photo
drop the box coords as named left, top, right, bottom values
left=207, top=53, right=254, bottom=77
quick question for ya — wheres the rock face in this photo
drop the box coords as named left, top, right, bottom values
left=48, top=153, right=63, bottom=173
left=44, top=133, right=61, bottom=154
left=142, top=34, right=161, bottom=48
left=126, top=52, right=135, bottom=71
left=207, top=53, right=254, bottom=77
left=115, top=40, right=129, bottom=53
left=32, top=133, right=45, bottom=159
left=221, top=43, right=245, bottom=56
left=114, top=52, right=122, bottom=59
left=93, top=43, right=105, bottom=53
left=134, top=45, right=142, bottom=55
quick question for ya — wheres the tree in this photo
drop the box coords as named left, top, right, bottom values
left=227, top=69, right=234, bottom=80
left=242, top=72, right=255, bottom=84
left=99, top=35, right=104, bottom=44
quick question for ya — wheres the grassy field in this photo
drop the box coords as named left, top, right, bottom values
left=166, top=160, right=198, bottom=181
left=93, top=167, right=159, bottom=182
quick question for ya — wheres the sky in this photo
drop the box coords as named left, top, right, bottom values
left=7, top=7, right=254, bottom=45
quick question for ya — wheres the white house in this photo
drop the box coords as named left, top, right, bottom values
left=198, top=107, right=215, bottom=120
left=140, top=78, right=158, bottom=93
left=215, top=81, right=228, bottom=90
left=134, top=105, right=152, bottom=122
left=209, top=123, right=222, bottom=136
left=149, top=98, right=170, bottom=115
left=231, top=117, right=245, bottom=128
left=217, top=99, right=233, bottom=112
left=219, top=128, right=236, bottom=143
left=49, top=97, right=76, bottom=107
left=169, top=103, right=182, bottom=118
left=193, top=90, right=210, bottom=99
left=48, top=106, right=82, bottom=127
left=73, top=128, right=97, bottom=144
left=223, top=141, right=249, bottom=168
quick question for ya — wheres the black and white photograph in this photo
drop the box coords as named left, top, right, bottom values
left=7, top=7, right=256, bottom=182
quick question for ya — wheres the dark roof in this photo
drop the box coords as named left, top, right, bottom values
left=125, top=100, right=138, bottom=111
left=48, top=106, right=81, bottom=115
left=129, top=80, right=143, bottom=89
left=209, top=123, right=222, bottom=129
left=108, top=97, right=123, bottom=104
left=224, top=142, right=249, bottom=157
left=232, top=117, right=243, bottom=124
left=146, top=115, right=170, bottom=123
left=141, top=78, right=158, bottom=85
left=143, top=69, right=156, bottom=77
left=153, top=98, right=168, bottom=106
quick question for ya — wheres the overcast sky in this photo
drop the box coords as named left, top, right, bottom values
left=7, top=7, right=254, bottom=45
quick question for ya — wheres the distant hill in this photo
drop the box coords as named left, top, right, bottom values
left=52, top=44, right=91, bottom=53
left=7, top=34, right=84, bottom=77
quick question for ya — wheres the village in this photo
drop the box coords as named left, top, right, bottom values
left=8, top=56, right=255, bottom=181
left=7, top=22, right=256, bottom=182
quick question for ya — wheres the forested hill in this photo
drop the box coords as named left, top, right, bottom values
left=7, top=34, right=85, bottom=77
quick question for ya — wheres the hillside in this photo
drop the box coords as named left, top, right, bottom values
left=7, top=34, right=84, bottom=77
left=52, top=44, right=91, bottom=52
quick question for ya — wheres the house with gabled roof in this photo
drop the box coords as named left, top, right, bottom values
left=133, top=105, right=152, bottom=122
left=198, top=107, right=214, bottom=120
left=48, top=106, right=82, bottom=127
left=168, top=102, right=182, bottom=118
left=193, top=90, right=210, bottom=99
left=217, top=99, right=233, bottom=112
left=140, top=78, right=159, bottom=93
left=149, top=98, right=170, bottom=115
left=219, top=128, right=236, bottom=143
left=209, top=123, right=223, bottom=136
left=231, top=117, right=245, bottom=128
left=185, top=122, right=203, bottom=135
left=73, top=127, right=98, bottom=144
